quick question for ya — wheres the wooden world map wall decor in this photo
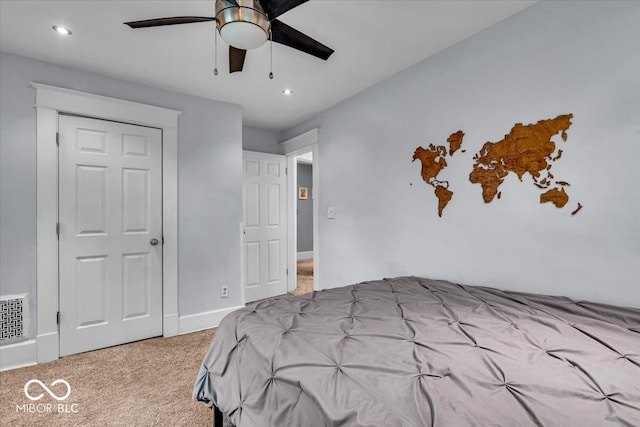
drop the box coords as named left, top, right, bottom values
left=412, top=114, right=582, bottom=217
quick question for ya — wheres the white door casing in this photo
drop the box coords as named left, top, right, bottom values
left=281, top=129, right=320, bottom=293
left=32, top=83, right=179, bottom=365
left=58, top=115, right=163, bottom=356
left=243, top=151, right=288, bottom=302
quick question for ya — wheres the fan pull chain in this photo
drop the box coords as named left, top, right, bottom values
left=269, top=29, right=274, bottom=79
left=213, top=27, right=219, bottom=76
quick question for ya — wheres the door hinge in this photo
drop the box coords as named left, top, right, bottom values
left=162, top=236, right=165, bottom=245
left=285, top=167, right=288, bottom=175
left=56, top=132, right=60, bottom=146
left=286, top=268, right=289, bottom=275
left=57, top=311, right=60, bottom=325
left=56, top=223, right=60, bottom=238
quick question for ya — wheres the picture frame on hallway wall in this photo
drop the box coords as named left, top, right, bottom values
left=299, top=187, right=308, bottom=200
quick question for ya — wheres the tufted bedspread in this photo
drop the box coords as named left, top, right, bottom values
left=193, top=276, right=640, bottom=427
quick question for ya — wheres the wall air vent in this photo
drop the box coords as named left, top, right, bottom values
left=0, top=294, right=29, bottom=343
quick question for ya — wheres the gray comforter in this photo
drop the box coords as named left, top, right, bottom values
left=194, top=276, right=640, bottom=426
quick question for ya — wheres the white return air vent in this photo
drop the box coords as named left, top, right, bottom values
left=0, top=294, right=29, bottom=343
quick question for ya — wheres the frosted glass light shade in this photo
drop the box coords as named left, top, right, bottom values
left=220, top=21, right=268, bottom=50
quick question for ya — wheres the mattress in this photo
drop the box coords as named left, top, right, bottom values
left=194, top=276, right=640, bottom=426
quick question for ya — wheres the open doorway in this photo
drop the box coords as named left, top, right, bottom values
left=283, top=128, right=319, bottom=295
left=290, top=151, right=314, bottom=296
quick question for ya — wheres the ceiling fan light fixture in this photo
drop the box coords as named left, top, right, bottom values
left=220, top=22, right=268, bottom=49
left=215, top=0, right=269, bottom=50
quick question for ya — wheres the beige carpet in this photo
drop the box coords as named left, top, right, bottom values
left=0, top=329, right=216, bottom=426
left=289, top=258, right=314, bottom=296
left=2, top=263, right=314, bottom=426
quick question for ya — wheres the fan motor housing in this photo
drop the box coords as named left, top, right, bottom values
left=215, top=0, right=270, bottom=50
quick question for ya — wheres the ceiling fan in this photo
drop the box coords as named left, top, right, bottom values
left=124, top=0, right=334, bottom=75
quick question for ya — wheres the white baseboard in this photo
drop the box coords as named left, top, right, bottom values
left=0, top=306, right=244, bottom=371
left=1, top=307, right=241, bottom=370
left=163, top=313, right=179, bottom=337
left=0, top=339, right=37, bottom=371
left=36, top=331, right=58, bottom=364
left=297, top=251, right=313, bottom=260
left=178, top=305, right=244, bottom=335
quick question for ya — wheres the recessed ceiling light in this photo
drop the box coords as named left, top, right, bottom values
left=52, top=25, right=72, bottom=36
left=282, top=88, right=293, bottom=96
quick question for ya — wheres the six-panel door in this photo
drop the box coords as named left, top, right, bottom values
left=243, top=151, right=288, bottom=302
left=58, top=115, right=163, bottom=356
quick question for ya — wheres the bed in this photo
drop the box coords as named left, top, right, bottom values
left=193, top=276, right=640, bottom=426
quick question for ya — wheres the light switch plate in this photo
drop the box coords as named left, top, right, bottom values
left=327, top=207, right=335, bottom=219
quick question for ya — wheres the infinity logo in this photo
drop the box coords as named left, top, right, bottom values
left=24, top=379, right=72, bottom=401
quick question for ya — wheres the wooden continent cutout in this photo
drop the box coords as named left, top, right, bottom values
left=468, top=114, right=581, bottom=214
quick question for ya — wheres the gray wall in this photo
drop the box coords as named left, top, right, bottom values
left=242, top=125, right=283, bottom=154
left=297, top=163, right=313, bottom=254
left=0, top=52, right=243, bottom=341
left=283, top=1, right=640, bottom=307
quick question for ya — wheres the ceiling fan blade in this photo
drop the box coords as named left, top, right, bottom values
left=270, top=19, right=334, bottom=61
left=260, top=0, right=308, bottom=20
left=124, top=16, right=215, bottom=29
left=229, top=46, right=247, bottom=73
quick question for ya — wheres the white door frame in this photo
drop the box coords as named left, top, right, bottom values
left=32, top=83, right=181, bottom=363
left=281, top=129, right=320, bottom=292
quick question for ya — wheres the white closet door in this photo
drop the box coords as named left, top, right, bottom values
left=58, top=115, right=162, bottom=356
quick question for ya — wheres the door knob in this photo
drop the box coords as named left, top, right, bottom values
left=150, top=238, right=159, bottom=246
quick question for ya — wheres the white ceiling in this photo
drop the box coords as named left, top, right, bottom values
left=0, top=0, right=535, bottom=130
